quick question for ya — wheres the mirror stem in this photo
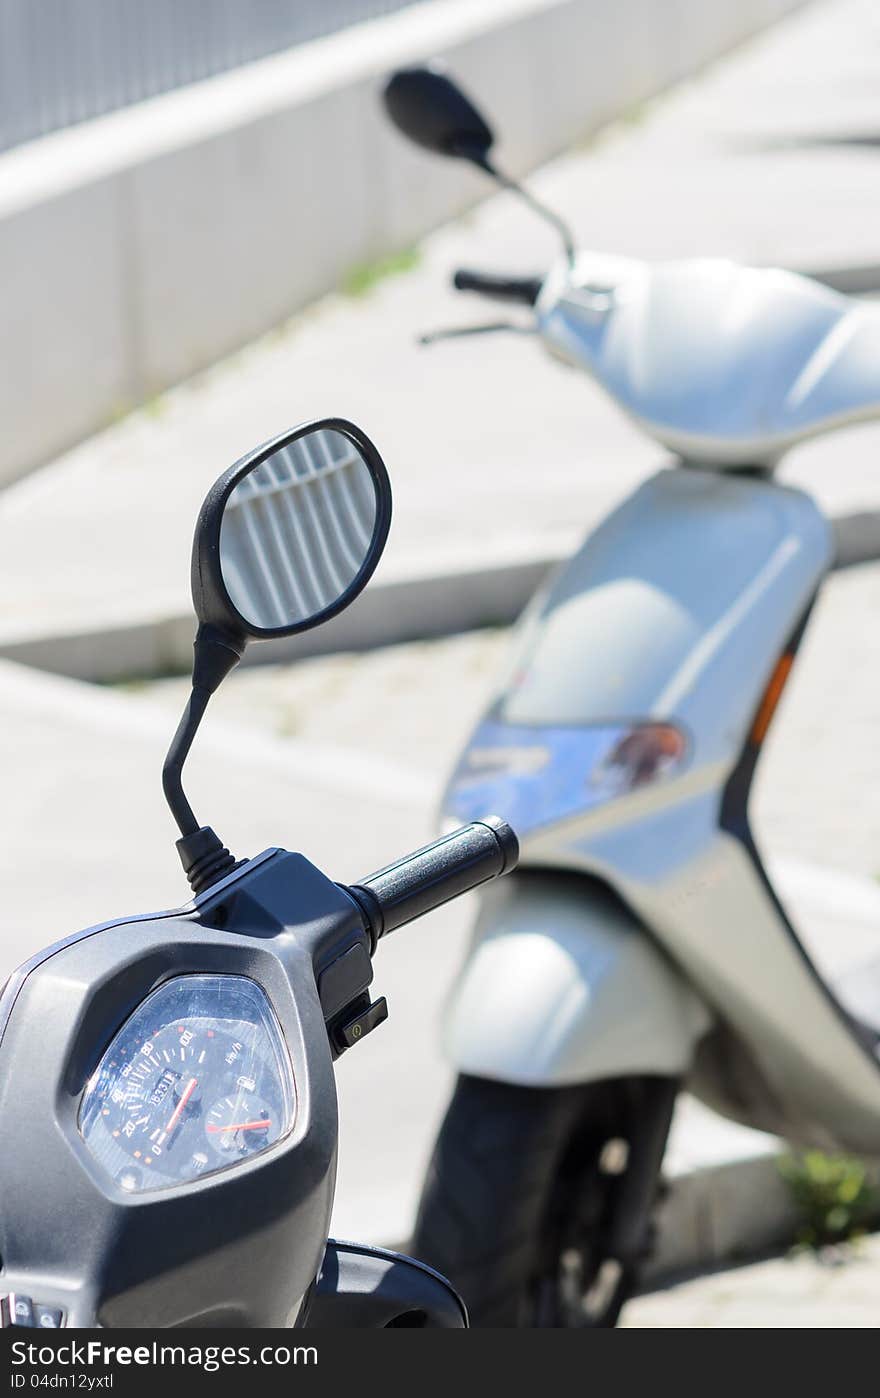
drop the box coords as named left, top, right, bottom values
left=162, top=685, right=211, bottom=839
left=162, top=627, right=244, bottom=894
left=162, top=628, right=242, bottom=837
left=478, top=154, right=576, bottom=267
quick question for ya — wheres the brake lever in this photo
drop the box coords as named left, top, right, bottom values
left=417, top=321, right=535, bottom=347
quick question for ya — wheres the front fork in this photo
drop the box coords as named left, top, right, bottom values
left=604, top=1076, right=679, bottom=1269
left=537, top=1074, right=680, bottom=1326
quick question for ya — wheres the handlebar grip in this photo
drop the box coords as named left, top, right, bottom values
left=452, top=268, right=543, bottom=306
left=348, top=817, right=518, bottom=944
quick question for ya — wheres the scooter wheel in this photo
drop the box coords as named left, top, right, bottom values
left=411, top=1074, right=665, bottom=1328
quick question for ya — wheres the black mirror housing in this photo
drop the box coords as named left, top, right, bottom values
left=162, top=417, right=392, bottom=888
left=191, top=417, right=392, bottom=656
left=383, top=65, right=494, bottom=165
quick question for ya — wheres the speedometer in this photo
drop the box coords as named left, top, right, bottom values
left=79, top=975, right=295, bottom=1193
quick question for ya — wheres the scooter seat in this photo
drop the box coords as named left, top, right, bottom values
left=539, top=254, right=880, bottom=467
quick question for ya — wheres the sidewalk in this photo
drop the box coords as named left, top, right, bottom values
left=2, top=0, right=880, bottom=1321
left=3, top=554, right=873, bottom=1257
left=624, top=1236, right=880, bottom=1327
left=1, top=555, right=878, bottom=1293
left=2, top=0, right=880, bottom=676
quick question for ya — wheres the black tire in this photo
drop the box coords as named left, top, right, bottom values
left=412, top=1074, right=667, bottom=1328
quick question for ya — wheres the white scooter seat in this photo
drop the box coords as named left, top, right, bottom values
left=538, top=255, right=880, bottom=467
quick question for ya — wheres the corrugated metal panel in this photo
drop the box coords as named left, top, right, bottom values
left=0, top=1, right=418, bottom=153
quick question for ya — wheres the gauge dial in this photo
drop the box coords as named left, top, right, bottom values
left=80, top=975, right=294, bottom=1193
left=205, top=1092, right=273, bottom=1157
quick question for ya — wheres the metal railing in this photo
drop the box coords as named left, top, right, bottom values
left=0, top=0, right=419, bottom=154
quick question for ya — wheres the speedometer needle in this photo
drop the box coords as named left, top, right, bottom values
left=165, top=1077, right=198, bottom=1135
left=207, top=1120, right=270, bottom=1133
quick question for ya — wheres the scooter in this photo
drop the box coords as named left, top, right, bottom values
left=0, top=417, right=518, bottom=1329
left=383, top=67, right=880, bottom=1327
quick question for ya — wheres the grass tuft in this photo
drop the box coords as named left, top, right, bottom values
left=779, top=1151, right=880, bottom=1248
left=342, top=246, right=421, bottom=298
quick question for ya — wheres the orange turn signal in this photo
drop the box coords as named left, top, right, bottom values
left=750, top=653, right=794, bottom=745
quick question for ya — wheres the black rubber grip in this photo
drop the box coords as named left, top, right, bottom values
left=348, top=817, right=518, bottom=944
left=452, top=268, right=543, bottom=306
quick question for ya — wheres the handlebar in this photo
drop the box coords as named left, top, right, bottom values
left=452, top=268, right=543, bottom=307
left=347, top=817, right=518, bottom=945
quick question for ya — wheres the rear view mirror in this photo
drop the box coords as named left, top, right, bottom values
left=164, top=418, right=392, bottom=891
left=195, top=419, right=391, bottom=641
left=383, top=65, right=494, bottom=167
left=382, top=65, right=575, bottom=265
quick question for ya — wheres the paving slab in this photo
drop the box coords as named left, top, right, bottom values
left=2, top=0, right=880, bottom=677
left=624, top=1234, right=880, bottom=1327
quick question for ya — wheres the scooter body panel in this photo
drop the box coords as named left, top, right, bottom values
left=471, top=466, right=830, bottom=765
left=443, top=468, right=880, bottom=1154
left=443, top=871, right=709, bottom=1085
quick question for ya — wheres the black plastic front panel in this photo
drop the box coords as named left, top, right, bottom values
left=0, top=851, right=365, bottom=1328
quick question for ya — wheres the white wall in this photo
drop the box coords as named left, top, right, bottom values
left=0, top=0, right=804, bottom=486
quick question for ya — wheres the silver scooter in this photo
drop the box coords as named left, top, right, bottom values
left=383, top=67, right=880, bottom=1327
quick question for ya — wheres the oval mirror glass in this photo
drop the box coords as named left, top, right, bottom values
left=218, top=425, right=387, bottom=634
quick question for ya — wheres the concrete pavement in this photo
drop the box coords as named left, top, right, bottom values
left=3, top=554, right=877, bottom=1257
left=2, top=0, right=880, bottom=678
left=624, top=1236, right=880, bottom=1327
left=2, top=0, right=880, bottom=1319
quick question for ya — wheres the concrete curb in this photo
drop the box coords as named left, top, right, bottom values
left=649, top=1149, right=797, bottom=1281
left=2, top=508, right=879, bottom=684
left=646, top=1148, right=880, bottom=1284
